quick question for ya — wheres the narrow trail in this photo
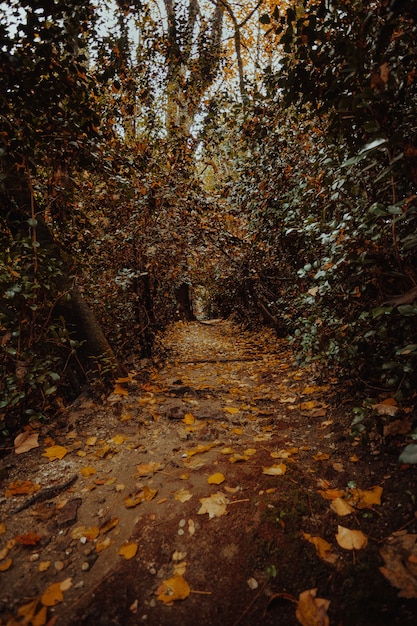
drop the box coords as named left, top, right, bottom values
left=1, top=321, right=417, bottom=625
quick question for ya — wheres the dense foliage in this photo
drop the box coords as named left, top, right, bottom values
left=1, top=0, right=417, bottom=437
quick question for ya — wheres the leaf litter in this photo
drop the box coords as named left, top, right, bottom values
left=1, top=320, right=417, bottom=625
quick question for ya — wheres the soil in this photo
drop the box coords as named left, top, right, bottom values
left=1, top=320, right=417, bottom=626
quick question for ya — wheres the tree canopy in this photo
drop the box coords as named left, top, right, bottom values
left=1, top=0, right=417, bottom=437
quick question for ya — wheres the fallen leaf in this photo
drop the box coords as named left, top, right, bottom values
left=42, top=445, right=68, bottom=461
left=113, top=434, right=126, bottom=445
left=124, top=486, right=158, bottom=508
left=174, top=488, right=193, bottom=502
left=330, top=498, right=354, bottom=516
left=32, top=606, right=47, bottom=626
left=113, top=383, right=129, bottom=396
left=349, top=485, right=383, bottom=509
left=70, top=526, right=99, bottom=541
left=41, top=578, right=72, bottom=606
left=135, top=462, right=162, bottom=476
left=318, top=488, right=345, bottom=500
left=14, top=532, right=42, bottom=546
left=38, top=561, right=51, bottom=572
left=156, top=574, right=191, bottom=605
left=207, top=472, right=225, bottom=485
left=182, top=412, right=195, bottom=424
left=302, top=533, right=333, bottom=559
left=0, top=522, right=5, bottom=535
left=231, top=427, right=243, bottom=434
left=335, top=525, right=368, bottom=550
left=301, top=400, right=317, bottom=411
left=184, top=442, right=218, bottom=457
left=14, top=431, right=39, bottom=455
left=119, top=542, right=138, bottom=560
left=17, top=599, right=39, bottom=621
left=223, top=406, right=240, bottom=414
left=81, top=466, right=97, bottom=477
left=99, top=518, right=119, bottom=534
left=0, top=557, right=12, bottom=571
left=372, top=398, right=398, bottom=416
left=85, top=436, right=97, bottom=446
left=197, top=492, right=229, bottom=518
left=380, top=534, right=417, bottom=598
left=5, top=480, right=40, bottom=497
left=262, top=463, right=287, bottom=476
left=313, top=452, right=330, bottom=461
left=96, top=537, right=112, bottom=553
left=295, top=588, right=330, bottom=626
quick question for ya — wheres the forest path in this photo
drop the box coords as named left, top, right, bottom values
left=1, top=321, right=416, bottom=625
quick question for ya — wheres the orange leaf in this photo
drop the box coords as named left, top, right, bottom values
left=5, top=480, right=40, bottom=497
left=15, top=532, right=42, bottom=546
left=156, top=574, right=191, bottom=605
left=0, top=557, right=12, bottom=571
left=335, top=526, right=368, bottom=550
left=295, top=588, right=330, bottom=626
left=182, top=412, right=195, bottom=424
left=119, top=542, right=138, bottom=560
left=42, top=445, right=68, bottom=461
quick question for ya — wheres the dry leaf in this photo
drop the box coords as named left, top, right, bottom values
left=372, top=398, right=398, bottom=416
left=41, top=578, right=72, bottom=606
left=71, top=526, right=99, bottom=541
left=32, top=606, right=48, bottom=626
left=5, top=480, right=40, bottom=497
left=182, top=412, right=195, bottom=424
left=14, top=431, right=39, bottom=455
left=380, top=534, right=417, bottom=598
left=313, top=452, right=330, bottom=461
left=156, top=574, right=191, bottom=605
left=330, top=498, right=354, bottom=516
left=262, top=463, right=287, bottom=476
left=119, top=542, right=138, bottom=560
left=184, top=442, right=218, bottom=457
left=135, top=462, right=162, bottom=476
left=302, top=533, right=333, bottom=559
left=0, top=557, right=12, bottom=571
left=349, top=486, right=383, bottom=509
left=223, top=406, right=240, bottom=414
left=96, top=537, right=112, bottom=553
left=124, top=486, right=158, bottom=508
left=207, top=472, right=225, bottom=485
left=113, top=383, right=129, bottom=396
left=17, top=599, right=39, bottom=621
left=99, top=518, right=119, bottom=534
left=335, top=525, right=368, bottom=550
left=0, top=522, right=5, bottom=535
left=81, top=466, right=97, bottom=477
left=197, top=492, right=229, bottom=518
left=42, top=445, right=68, bottom=461
left=295, top=588, right=330, bottom=626
left=85, top=436, right=97, bottom=446
left=174, top=488, right=193, bottom=503
left=14, top=532, right=42, bottom=546
left=113, top=434, right=126, bottom=445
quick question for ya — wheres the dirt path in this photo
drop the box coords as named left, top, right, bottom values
left=1, top=321, right=417, bottom=625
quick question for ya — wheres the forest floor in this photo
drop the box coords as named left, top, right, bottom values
left=1, top=320, right=417, bottom=626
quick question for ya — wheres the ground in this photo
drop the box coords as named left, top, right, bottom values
left=1, top=320, right=417, bottom=626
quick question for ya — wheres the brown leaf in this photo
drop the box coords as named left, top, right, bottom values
left=335, top=526, right=368, bottom=550
left=5, top=480, right=40, bottom=497
left=295, top=588, right=330, bottom=626
left=197, top=492, right=229, bottom=518
left=380, top=534, right=417, bottom=598
left=14, top=431, right=39, bottom=454
left=14, top=532, right=42, bottom=546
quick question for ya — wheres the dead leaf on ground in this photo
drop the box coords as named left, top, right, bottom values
left=174, top=488, right=193, bottom=502
left=207, top=472, right=225, bottom=485
left=184, top=442, right=219, bottom=458
left=14, top=431, right=39, bottom=454
left=0, top=557, right=12, bottom=571
left=330, top=498, right=354, bottom=516
left=42, top=445, right=68, bottom=461
left=135, top=461, right=163, bottom=476
left=5, top=480, right=40, bottom=497
left=14, top=532, right=42, bottom=546
left=302, top=533, right=333, bottom=560
left=81, top=466, right=97, bottom=477
left=335, top=525, right=368, bottom=550
left=119, top=542, right=138, bottom=560
left=349, top=485, right=383, bottom=509
left=41, top=578, right=72, bottom=606
left=223, top=406, right=240, bottom=414
left=372, top=398, right=399, bottom=416
left=295, top=588, right=330, bottom=626
left=197, top=492, right=229, bottom=518
left=124, top=486, right=158, bottom=508
left=262, top=463, right=287, bottom=476
left=380, top=533, right=417, bottom=598
left=182, top=412, right=195, bottom=424
left=156, top=574, right=191, bottom=605
left=70, top=526, right=100, bottom=541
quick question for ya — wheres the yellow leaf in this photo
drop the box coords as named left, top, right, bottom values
left=119, top=542, right=138, bottom=560
left=156, top=574, right=191, bottom=605
left=5, top=480, right=40, bottom=497
left=96, top=537, right=112, bottom=553
left=295, top=588, right=330, bottom=626
left=17, top=599, right=38, bottom=620
left=0, top=522, right=5, bottom=535
left=313, top=452, right=330, bottom=461
left=42, top=445, right=67, bottom=461
left=124, top=486, right=158, bottom=508
left=0, top=557, right=12, bottom=571
left=174, top=488, right=193, bottom=502
left=41, top=582, right=64, bottom=606
left=349, top=454, right=359, bottom=462
left=185, top=442, right=218, bottom=457
left=231, top=427, right=243, bottom=434
left=113, top=383, right=129, bottom=396
left=335, top=525, right=368, bottom=550
left=32, top=605, right=48, bottom=626
left=318, top=488, right=345, bottom=501
left=71, top=526, right=99, bottom=541
left=135, top=462, right=162, bottom=476
left=262, top=463, right=287, bottom=476
left=81, top=466, right=97, bottom=477
left=221, top=447, right=234, bottom=454
left=38, top=561, right=50, bottom=572
left=99, top=518, right=119, bottom=534
left=301, top=400, right=316, bottom=411
left=349, top=486, right=383, bottom=509
left=223, top=407, right=240, bottom=414
left=113, top=435, right=126, bottom=445
left=182, top=412, right=195, bottom=424
left=330, top=498, right=354, bottom=516
left=86, top=436, right=97, bottom=446
left=207, top=472, right=225, bottom=485
left=197, top=492, right=229, bottom=518
left=302, top=533, right=332, bottom=559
